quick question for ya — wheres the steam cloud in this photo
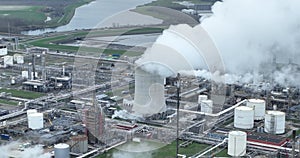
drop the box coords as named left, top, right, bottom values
left=137, top=0, right=300, bottom=87
left=0, top=142, right=51, bottom=158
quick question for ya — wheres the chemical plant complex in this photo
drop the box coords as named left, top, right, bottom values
left=0, top=35, right=300, bottom=158
left=0, top=1, right=300, bottom=158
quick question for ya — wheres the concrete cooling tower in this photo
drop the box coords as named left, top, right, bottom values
left=132, top=67, right=166, bottom=116
left=133, top=24, right=225, bottom=116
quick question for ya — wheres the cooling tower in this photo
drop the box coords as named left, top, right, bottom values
left=132, top=67, right=166, bottom=116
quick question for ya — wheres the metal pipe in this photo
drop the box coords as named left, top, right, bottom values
left=176, top=73, right=181, bottom=158
left=177, top=99, right=247, bottom=117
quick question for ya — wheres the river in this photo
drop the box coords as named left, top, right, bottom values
left=23, top=0, right=157, bottom=35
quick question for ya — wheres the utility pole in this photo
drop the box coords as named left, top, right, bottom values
left=176, top=73, right=181, bottom=158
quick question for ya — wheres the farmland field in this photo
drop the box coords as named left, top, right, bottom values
left=0, top=0, right=93, bottom=33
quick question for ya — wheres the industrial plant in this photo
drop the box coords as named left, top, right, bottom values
left=0, top=0, right=300, bottom=158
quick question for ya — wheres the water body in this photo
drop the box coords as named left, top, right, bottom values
left=23, top=0, right=155, bottom=35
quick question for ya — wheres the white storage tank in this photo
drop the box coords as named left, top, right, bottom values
left=246, top=99, right=266, bottom=120
left=15, top=55, right=24, bottom=64
left=201, top=99, right=213, bottom=114
left=0, top=45, right=7, bottom=56
left=264, top=110, right=285, bottom=134
left=228, top=131, right=247, bottom=157
left=28, top=112, right=43, bottom=130
left=198, top=95, right=208, bottom=104
left=234, top=106, right=254, bottom=129
left=22, top=71, right=29, bottom=79
left=3, top=55, right=13, bottom=67
left=54, top=143, right=70, bottom=158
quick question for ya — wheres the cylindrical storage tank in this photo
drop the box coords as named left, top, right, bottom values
left=234, top=106, right=254, bottom=129
left=28, top=113, right=43, bottom=130
left=3, top=55, right=13, bottom=67
left=133, top=67, right=166, bottom=116
left=264, top=111, right=285, bottom=134
left=71, top=135, right=88, bottom=153
left=228, top=131, right=247, bottom=157
left=54, top=143, right=70, bottom=158
left=0, top=45, right=7, bottom=56
left=246, top=99, right=266, bottom=120
left=198, top=95, right=208, bottom=104
left=27, top=109, right=37, bottom=116
left=22, top=71, right=29, bottom=79
left=201, top=99, right=213, bottom=114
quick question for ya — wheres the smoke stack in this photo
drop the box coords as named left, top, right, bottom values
left=41, top=51, right=46, bottom=81
left=62, top=65, right=65, bottom=76
left=132, top=67, right=166, bottom=116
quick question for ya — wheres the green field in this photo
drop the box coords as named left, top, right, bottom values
left=142, top=0, right=214, bottom=9
left=215, top=148, right=230, bottom=157
left=25, top=27, right=164, bottom=56
left=0, top=88, right=45, bottom=99
left=0, top=99, right=19, bottom=106
left=0, top=0, right=94, bottom=33
left=0, top=6, right=46, bottom=25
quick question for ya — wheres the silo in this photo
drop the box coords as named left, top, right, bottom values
left=22, top=71, right=29, bottom=79
left=246, top=99, right=266, bottom=120
left=228, top=131, right=247, bottom=157
left=200, top=99, right=213, bottom=114
left=133, top=67, right=166, bottom=116
left=71, top=135, right=88, bottom=153
left=54, top=143, right=70, bottom=158
left=264, top=111, right=285, bottom=134
left=28, top=113, right=43, bottom=129
left=198, top=95, right=208, bottom=104
left=3, top=55, right=13, bottom=67
left=0, top=45, right=7, bottom=56
left=234, top=106, right=254, bottom=129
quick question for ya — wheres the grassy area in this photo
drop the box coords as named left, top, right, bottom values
left=0, top=88, right=45, bottom=99
left=0, top=0, right=94, bottom=33
left=0, top=6, right=46, bottom=25
left=214, top=148, right=230, bottom=157
left=26, top=27, right=164, bottom=56
left=96, top=140, right=210, bottom=158
left=142, top=0, right=214, bottom=10
left=0, top=99, right=19, bottom=106
left=50, top=0, right=93, bottom=27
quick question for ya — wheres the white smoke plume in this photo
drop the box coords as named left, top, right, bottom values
left=137, top=0, right=300, bottom=87
left=201, top=0, right=300, bottom=73
left=0, top=141, right=51, bottom=158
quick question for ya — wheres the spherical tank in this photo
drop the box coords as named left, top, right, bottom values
left=228, top=131, right=247, bottom=157
left=264, top=110, right=285, bottom=134
left=246, top=99, right=266, bottom=120
left=201, top=99, right=213, bottom=114
left=54, top=143, right=70, bottom=158
left=198, top=95, right=208, bottom=104
left=234, top=106, right=254, bottom=129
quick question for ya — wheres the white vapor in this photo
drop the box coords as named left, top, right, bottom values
left=0, top=142, right=51, bottom=158
left=136, top=0, right=300, bottom=87
left=201, top=0, right=300, bottom=73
